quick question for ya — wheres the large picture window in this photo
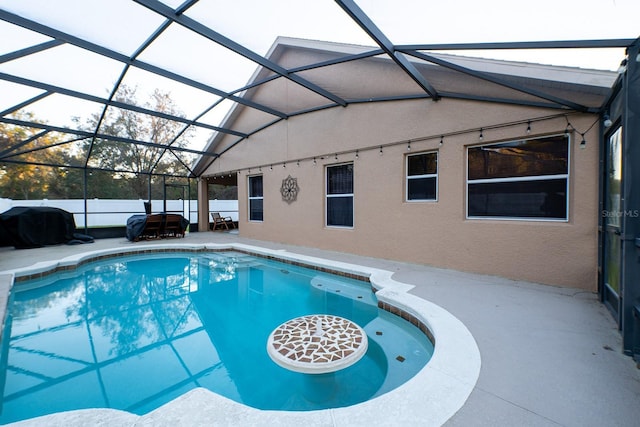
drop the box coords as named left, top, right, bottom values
left=248, top=175, right=263, bottom=221
left=467, top=134, right=569, bottom=220
left=406, top=151, right=438, bottom=201
left=326, top=163, right=353, bottom=227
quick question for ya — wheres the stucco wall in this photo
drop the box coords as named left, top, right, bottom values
left=204, top=96, right=599, bottom=290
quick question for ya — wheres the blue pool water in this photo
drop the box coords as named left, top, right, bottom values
left=0, top=251, right=433, bottom=424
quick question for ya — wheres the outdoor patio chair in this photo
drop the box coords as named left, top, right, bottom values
left=138, top=214, right=163, bottom=240
left=164, top=214, right=186, bottom=238
left=211, top=212, right=234, bottom=230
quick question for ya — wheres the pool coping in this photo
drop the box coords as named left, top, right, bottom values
left=1, top=243, right=481, bottom=427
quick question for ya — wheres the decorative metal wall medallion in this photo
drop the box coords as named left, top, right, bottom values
left=280, top=175, right=299, bottom=204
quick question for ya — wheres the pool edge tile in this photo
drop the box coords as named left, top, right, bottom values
left=2, top=242, right=481, bottom=427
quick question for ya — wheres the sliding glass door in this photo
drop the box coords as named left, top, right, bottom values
left=603, top=126, right=623, bottom=319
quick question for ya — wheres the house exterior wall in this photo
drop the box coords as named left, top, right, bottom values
left=203, top=95, right=599, bottom=290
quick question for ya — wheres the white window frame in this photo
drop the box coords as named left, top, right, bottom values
left=466, top=134, right=570, bottom=222
left=406, top=150, right=438, bottom=202
left=325, top=162, right=354, bottom=228
left=247, top=174, right=263, bottom=222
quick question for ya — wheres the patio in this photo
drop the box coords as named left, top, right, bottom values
left=1, top=231, right=638, bottom=426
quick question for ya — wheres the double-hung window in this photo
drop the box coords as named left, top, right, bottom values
left=248, top=175, right=263, bottom=221
left=467, top=134, right=569, bottom=220
left=406, top=151, right=438, bottom=201
left=326, top=163, right=354, bottom=227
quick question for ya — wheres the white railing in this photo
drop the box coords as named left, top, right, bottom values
left=0, top=198, right=238, bottom=227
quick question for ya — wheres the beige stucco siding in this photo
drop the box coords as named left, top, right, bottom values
left=204, top=97, right=599, bottom=290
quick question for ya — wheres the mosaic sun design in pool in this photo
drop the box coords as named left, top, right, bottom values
left=267, top=314, right=368, bottom=373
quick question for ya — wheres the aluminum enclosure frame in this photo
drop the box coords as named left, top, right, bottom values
left=0, top=0, right=639, bottom=364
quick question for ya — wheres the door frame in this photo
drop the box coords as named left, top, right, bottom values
left=599, top=38, right=640, bottom=362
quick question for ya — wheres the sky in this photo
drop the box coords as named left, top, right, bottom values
left=358, top=0, right=638, bottom=70
left=0, top=0, right=638, bottom=150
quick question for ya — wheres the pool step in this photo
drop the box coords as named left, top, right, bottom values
left=310, top=276, right=376, bottom=305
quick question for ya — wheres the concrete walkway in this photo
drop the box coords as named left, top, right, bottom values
left=1, top=231, right=639, bottom=426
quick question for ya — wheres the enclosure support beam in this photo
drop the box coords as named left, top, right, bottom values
left=403, top=50, right=590, bottom=112
left=83, top=168, right=88, bottom=233
left=197, top=178, right=209, bottom=232
left=134, top=0, right=348, bottom=107
left=621, top=38, right=640, bottom=362
left=0, top=9, right=288, bottom=120
left=335, top=0, right=439, bottom=99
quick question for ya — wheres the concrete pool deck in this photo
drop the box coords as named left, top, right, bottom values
left=1, top=231, right=639, bottom=426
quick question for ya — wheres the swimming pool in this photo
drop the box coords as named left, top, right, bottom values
left=0, top=243, right=481, bottom=426
left=0, top=250, right=432, bottom=423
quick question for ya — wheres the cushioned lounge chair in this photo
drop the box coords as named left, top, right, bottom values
left=164, top=214, right=186, bottom=238
left=138, top=214, right=163, bottom=240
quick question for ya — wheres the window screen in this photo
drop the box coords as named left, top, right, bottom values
left=467, top=135, right=569, bottom=220
left=326, top=163, right=353, bottom=227
left=407, top=152, right=437, bottom=201
left=248, top=175, right=263, bottom=221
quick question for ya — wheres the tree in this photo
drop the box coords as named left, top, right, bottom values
left=0, top=112, right=75, bottom=199
left=79, top=85, right=194, bottom=199
left=209, top=184, right=238, bottom=200
left=1, top=87, right=195, bottom=201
